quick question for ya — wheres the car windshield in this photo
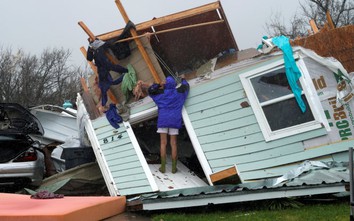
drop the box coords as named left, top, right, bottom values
left=0, top=134, right=26, bottom=141
left=0, top=135, right=16, bottom=141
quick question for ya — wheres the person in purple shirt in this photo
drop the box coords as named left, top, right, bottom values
left=148, top=76, right=189, bottom=173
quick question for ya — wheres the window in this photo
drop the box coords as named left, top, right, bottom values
left=240, top=59, right=326, bottom=141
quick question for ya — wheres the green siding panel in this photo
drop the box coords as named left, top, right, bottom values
left=94, top=123, right=125, bottom=136
left=187, top=74, right=241, bottom=98
left=102, top=140, right=133, bottom=153
left=96, top=130, right=129, bottom=142
left=130, top=100, right=156, bottom=115
left=91, top=116, right=113, bottom=128
left=191, top=109, right=256, bottom=130
left=104, top=147, right=137, bottom=159
left=117, top=179, right=150, bottom=189
left=101, top=139, right=131, bottom=152
left=205, top=128, right=327, bottom=172
left=205, top=142, right=303, bottom=161
left=119, top=186, right=156, bottom=196
left=109, top=161, right=144, bottom=171
left=240, top=156, right=335, bottom=181
left=331, top=151, right=350, bottom=162
left=186, top=89, right=244, bottom=114
left=209, top=142, right=303, bottom=169
left=105, top=155, right=137, bottom=165
left=236, top=139, right=352, bottom=173
left=201, top=133, right=265, bottom=151
left=110, top=166, right=145, bottom=177
left=186, top=81, right=242, bottom=106
left=105, top=150, right=139, bottom=165
left=115, top=174, right=149, bottom=183
left=197, top=123, right=261, bottom=142
left=187, top=100, right=253, bottom=122
left=183, top=65, right=335, bottom=182
left=92, top=117, right=155, bottom=195
left=203, top=127, right=327, bottom=153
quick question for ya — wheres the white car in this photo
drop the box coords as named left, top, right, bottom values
left=0, top=103, right=45, bottom=189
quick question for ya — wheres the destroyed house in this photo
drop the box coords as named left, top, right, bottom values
left=77, top=0, right=353, bottom=210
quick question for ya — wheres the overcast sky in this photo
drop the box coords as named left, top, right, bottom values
left=0, top=0, right=302, bottom=67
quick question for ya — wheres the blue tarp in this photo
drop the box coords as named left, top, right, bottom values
left=272, top=35, right=306, bottom=113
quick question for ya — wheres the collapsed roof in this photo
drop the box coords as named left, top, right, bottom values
left=95, top=1, right=238, bottom=74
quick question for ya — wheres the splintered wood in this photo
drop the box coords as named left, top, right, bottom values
left=292, top=25, right=354, bottom=72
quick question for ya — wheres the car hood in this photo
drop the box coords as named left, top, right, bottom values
left=0, top=103, right=44, bottom=135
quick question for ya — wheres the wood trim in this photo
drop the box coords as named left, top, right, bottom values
left=210, top=165, right=239, bottom=183
left=326, top=11, right=335, bottom=29
left=309, top=19, right=319, bottom=34
left=123, top=121, right=159, bottom=192
left=98, top=1, right=221, bottom=41
left=182, top=107, right=214, bottom=185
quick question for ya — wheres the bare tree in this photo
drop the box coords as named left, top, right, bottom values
left=265, top=12, right=308, bottom=39
left=266, top=0, right=354, bottom=38
left=0, top=46, right=88, bottom=107
left=302, top=0, right=354, bottom=27
left=0, top=47, right=21, bottom=102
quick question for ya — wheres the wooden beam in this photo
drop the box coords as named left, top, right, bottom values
left=98, top=1, right=221, bottom=41
left=326, top=10, right=335, bottom=29
left=81, top=91, right=101, bottom=120
left=309, top=19, right=319, bottom=34
left=115, top=20, right=224, bottom=43
left=210, top=165, right=242, bottom=184
left=115, top=0, right=161, bottom=84
left=78, top=21, right=96, bottom=41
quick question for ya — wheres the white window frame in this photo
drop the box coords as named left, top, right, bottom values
left=240, top=54, right=329, bottom=142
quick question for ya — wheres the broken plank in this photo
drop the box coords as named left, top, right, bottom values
left=210, top=165, right=242, bottom=184
left=309, top=19, right=319, bottom=34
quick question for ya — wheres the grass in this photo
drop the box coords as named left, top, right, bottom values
left=148, top=197, right=350, bottom=221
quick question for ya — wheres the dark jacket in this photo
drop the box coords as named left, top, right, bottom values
left=148, top=76, right=189, bottom=129
left=87, top=41, right=127, bottom=106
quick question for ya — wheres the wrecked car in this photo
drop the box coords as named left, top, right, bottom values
left=0, top=103, right=45, bottom=189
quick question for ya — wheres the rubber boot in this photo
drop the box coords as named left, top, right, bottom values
left=159, top=157, right=166, bottom=173
left=172, top=159, right=178, bottom=174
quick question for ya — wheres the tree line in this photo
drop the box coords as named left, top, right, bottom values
left=0, top=47, right=89, bottom=108
left=266, top=0, right=353, bottom=38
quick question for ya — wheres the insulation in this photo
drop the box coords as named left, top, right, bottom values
left=292, top=25, right=354, bottom=73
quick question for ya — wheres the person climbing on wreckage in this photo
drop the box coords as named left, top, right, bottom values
left=86, top=21, right=135, bottom=114
left=148, top=75, right=189, bottom=173
left=87, top=38, right=127, bottom=113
